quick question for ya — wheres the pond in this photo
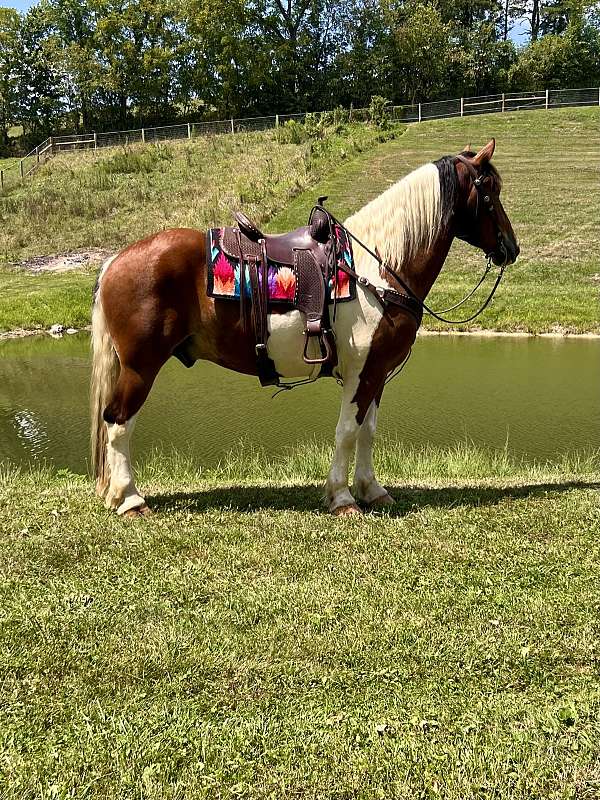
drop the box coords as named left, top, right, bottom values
left=1, top=334, right=599, bottom=472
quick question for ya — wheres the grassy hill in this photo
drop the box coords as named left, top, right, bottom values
left=0, top=107, right=599, bottom=333
left=0, top=122, right=396, bottom=264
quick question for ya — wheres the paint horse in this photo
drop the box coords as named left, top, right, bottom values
left=91, top=138, right=519, bottom=517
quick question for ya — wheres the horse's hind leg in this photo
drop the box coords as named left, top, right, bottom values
left=102, top=365, right=158, bottom=516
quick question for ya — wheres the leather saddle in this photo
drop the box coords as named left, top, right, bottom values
left=220, top=200, right=339, bottom=386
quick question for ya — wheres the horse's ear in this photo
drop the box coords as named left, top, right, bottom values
left=463, top=143, right=471, bottom=153
left=473, top=138, right=495, bottom=165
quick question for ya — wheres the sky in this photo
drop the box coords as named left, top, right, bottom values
left=0, top=0, right=530, bottom=43
left=0, top=0, right=32, bottom=10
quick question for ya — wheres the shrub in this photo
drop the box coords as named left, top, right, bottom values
left=368, top=96, right=392, bottom=128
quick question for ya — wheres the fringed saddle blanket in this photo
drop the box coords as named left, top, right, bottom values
left=207, top=224, right=356, bottom=305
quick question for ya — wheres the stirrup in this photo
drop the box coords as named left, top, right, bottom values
left=303, top=331, right=333, bottom=365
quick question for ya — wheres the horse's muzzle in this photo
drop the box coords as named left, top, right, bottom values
left=492, top=237, right=519, bottom=266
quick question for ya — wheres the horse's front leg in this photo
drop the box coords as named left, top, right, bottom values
left=326, top=378, right=364, bottom=516
left=352, top=399, right=394, bottom=507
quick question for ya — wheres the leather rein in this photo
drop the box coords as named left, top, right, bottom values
left=325, top=155, right=509, bottom=326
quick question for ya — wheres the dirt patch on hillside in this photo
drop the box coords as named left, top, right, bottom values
left=9, top=250, right=112, bottom=273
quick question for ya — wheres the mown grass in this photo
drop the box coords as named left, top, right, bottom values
left=0, top=156, right=19, bottom=170
left=0, top=267, right=95, bottom=332
left=1, top=444, right=599, bottom=798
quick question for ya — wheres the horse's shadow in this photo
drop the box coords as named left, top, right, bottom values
left=147, top=479, right=598, bottom=517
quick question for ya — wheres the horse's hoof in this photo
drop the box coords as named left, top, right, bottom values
left=124, top=504, right=152, bottom=519
left=369, top=492, right=394, bottom=507
left=333, top=503, right=362, bottom=517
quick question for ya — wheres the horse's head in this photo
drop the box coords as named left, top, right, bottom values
left=453, top=139, right=519, bottom=266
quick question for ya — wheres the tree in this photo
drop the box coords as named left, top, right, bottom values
left=391, top=3, right=453, bottom=103
left=453, top=23, right=517, bottom=94
left=0, top=8, right=20, bottom=151
left=509, top=17, right=600, bottom=86
left=43, top=0, right=101, bottom=130
left=17, top=5, right=65, bottom=140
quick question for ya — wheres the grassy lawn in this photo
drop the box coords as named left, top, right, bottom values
left=0, top=107, right=598, bottom=333
left=1, top=445, right=599, bottom=798
left=0, top=156, right=19, bottom=170
left=0, top=267, right=95, bottom=332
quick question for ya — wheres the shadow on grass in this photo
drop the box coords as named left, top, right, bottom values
left=146, top=479, right=599, bottom=516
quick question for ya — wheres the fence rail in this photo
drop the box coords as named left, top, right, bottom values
left=1, top=86, right=599, bottom=192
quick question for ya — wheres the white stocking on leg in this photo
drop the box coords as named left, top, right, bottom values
left=352, top=401, right=392, bottom=505
left=104, top=416, right=146, bottom=515
left=326, top=380, right=362, bottom=514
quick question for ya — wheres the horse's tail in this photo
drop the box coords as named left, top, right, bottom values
left=90, top=257, right=119, bottom=496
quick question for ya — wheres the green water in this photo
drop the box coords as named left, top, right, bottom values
left=0, top=334, right=598, bottom=472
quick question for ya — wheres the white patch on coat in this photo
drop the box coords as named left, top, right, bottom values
left=104, top=416, right=145, bottom=514
left=352, top=400, right=388, bottom=503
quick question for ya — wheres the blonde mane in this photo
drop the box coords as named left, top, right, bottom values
left=344, top=162, right=443, bottom=280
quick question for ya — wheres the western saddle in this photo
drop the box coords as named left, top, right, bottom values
left=224, top=198, right=339, bottom=386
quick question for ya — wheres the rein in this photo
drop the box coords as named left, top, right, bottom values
left=321, top=156, right=508, bottom=326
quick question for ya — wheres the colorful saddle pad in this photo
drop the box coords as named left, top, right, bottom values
left=207, top=224, right=356, bottom=305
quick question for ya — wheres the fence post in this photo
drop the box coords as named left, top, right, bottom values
left=598, top=87, right=600, bottom=106
left=94, top=132, right=97, bottom=151
left=545, top=88, right=549, bottom=110
left=36, top=146, right=40, bottom=165
left=49, top=136, right=53, bottom=155
left=501, top=93, right=505, bottom=113
left=19, top=160, right=24, bottom=181
left=275, top=114, right=279, bottom=129
left=418, top=102, right=422, bottom=123
left=141, top=128, right=145, bottom=144
left=0, top=170, right=3, bottom=190
left=230, top=118, right=235, bottom=134
left=187, top=122, right=191, bottom=139
left=460, top=97, right=464, bottom=117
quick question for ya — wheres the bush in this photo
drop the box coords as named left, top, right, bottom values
left=277, top=119, right=306, bottom=144
left=368, top=96, right=392, bottom=128
left=509, top=23, right=600, bottom=90
left=97, top=143, right=174, bottom=175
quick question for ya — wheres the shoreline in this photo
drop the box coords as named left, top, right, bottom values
left=1, top=325, right=599, bottom=342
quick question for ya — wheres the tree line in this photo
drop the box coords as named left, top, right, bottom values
left=1, top=0, right=599, bottom=153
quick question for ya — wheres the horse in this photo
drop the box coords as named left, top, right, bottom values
left=90, top=138, right=519, bottom=517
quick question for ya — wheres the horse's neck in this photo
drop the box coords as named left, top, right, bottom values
left=346, top=162, right=455, bottom=300
left=398, top=229, right=454, bottom=300
left=350, top=226, right=454, bottom=301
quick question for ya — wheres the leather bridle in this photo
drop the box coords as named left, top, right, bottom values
left=323, top=153, right=510, bottom=326
left=454, top=153, right=508, bottom=268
